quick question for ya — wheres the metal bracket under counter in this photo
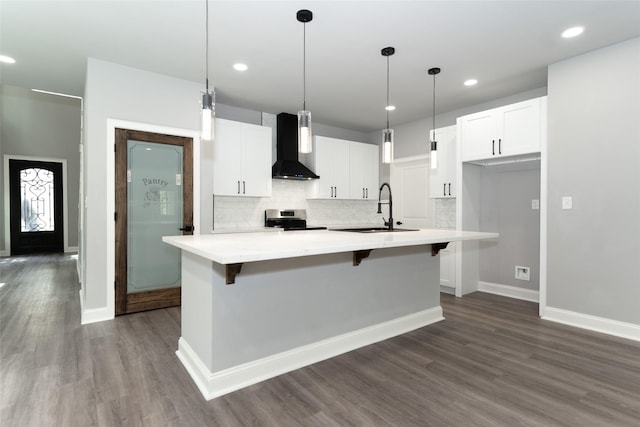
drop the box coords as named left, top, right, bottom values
left=225, top=243, right=450, bottom=284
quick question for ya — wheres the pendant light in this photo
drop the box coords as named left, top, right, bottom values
left=200, top=0, right=215, bottom=141
left=381, top=47, right=395, bottom=164
left=428, top=67, right=440, bottom=169
left=297, top=9, right=313, bottom=154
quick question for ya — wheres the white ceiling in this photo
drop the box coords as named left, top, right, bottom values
left=2, top=1, right=639, bottom=132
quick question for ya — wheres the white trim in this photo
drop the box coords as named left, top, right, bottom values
left=539, top=96, right=548, bottom=317
left=65, top=246, right=78, bottom=253
left=176, top=306, right=444, bottom=400
left=79, top=290, right=114, bottom=324
left=0, top=250, right=9, bottom=257
left=3, top=154, right=72, bottom=254
left=105, top=119, right=201, bottom=321
left=543, top=306, right=640, bottom=342
left=478, top=281, right=539, bottom=302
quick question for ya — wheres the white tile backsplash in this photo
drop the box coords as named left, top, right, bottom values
left=435, top=198, right=456, bottom=230
left=213, top=180, right=383, bottom=231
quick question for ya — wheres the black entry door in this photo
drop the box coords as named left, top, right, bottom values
left=9, top=159, right=64, bottom=255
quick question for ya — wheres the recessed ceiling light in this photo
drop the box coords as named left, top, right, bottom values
left=562, top=26, right=584, bottom=38
left=0, top=55, right=16, bottom=64
left=233, top=63, right=248, bottom=71
left=464, top=79, right=478, bottom=86
left=385, top=105, right=396, bottom=111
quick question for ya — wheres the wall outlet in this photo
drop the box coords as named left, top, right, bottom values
left=515, top=266, right=530, bottom=281
left=532, top=199, right=540, bottom=210
left=562, top=196, right=573, bottom=210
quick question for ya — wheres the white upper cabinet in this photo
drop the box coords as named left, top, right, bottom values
left=308, top=136, right=351, bottom=199
left=429, top=125, right=457, bottom=198
left=212, top=118, right=272, bottom=197
left=350, top=142, right=379, bottom=200
left=458, top=96, right=546, bottom=162
left=308, top=136, right=379, bottom=200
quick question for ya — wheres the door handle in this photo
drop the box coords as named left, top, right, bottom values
left=179, top=225, right=194, bottom=232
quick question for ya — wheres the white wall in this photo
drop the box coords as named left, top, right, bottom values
left=546, top=37, right=640, bottom=327
left=1, top=85, right=81, bottom=254
left=82, top=59, right=202, bottom=319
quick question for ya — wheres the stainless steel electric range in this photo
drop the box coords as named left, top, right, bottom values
left=264, top=209, right=327, bottom=231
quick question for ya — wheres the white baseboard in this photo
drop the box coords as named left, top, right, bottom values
left=543, top=306, right=640, bottom=342
left=65, top=246, right=79, bottom=253
left=478, top=281, right=539, bottom=302
left=0, top=249, right=9, bottom=257
left=79, top=290, right=114, bottom=324
left=176, top=306, right=445, bottom=400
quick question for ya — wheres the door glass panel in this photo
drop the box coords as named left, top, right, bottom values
left=20, top=168, right=55, bottom=232
left=127, top=140, right=183, bottom=293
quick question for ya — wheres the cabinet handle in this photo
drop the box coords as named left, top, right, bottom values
left=330, top=186, right=334, bottom=198
left=448, top=183, right=451, bottom=196
left=366, top=188, right=368, bottom=198
left=492, top=139, right=495, bottom=155
left=335, top=187, right=338, bottom=198
left=362, top=188, right=365, bottom=199
left=237, top=180, right=240, bottom=194
left=443, top=183, right=447, bottom=196
left=243, top=181, right=246, bottom=194
left=498, top=138, right=502, bottom=155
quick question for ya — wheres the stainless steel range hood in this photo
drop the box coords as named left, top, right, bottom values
left=272, top=113, right=319, bottom=180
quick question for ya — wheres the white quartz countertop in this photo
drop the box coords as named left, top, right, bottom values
left=162, top=228, right=498, bottom=265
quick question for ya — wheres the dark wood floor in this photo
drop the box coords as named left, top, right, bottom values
left=1, top=254, right=639, bottom=426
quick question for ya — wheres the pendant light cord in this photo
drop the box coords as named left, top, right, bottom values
left=205, top=0, right=209, bottom=91
left=432, top=72, right=436, bottom=140
left=386, top=55, right=390, bottom=129
left=302, top=21, right=306, bottom=111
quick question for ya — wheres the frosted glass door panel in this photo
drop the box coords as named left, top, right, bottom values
left=127, top=140, right=183, bottom=292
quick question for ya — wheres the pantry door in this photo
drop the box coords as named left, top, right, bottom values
left=115, top=128, right=193, bottom=315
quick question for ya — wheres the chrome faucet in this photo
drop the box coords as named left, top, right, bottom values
left=377, top=182, right=393, bottom=231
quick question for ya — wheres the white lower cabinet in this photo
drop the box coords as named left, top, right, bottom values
left=440, top=241, right=456, bottom=290
left=213, top=118, right=272, bottom=197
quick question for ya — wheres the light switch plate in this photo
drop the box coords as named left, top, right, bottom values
left=532, top=199, right=540, bottom=210
left=562, top=196, right=573, bottom=210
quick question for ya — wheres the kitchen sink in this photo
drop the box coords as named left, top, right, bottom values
left=330, top=227, right=418, bottom=233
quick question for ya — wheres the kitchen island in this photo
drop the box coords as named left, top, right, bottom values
left=163, top=228, right=497, bottom=400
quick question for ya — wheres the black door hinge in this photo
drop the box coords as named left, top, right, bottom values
left=114, top=212, right=117, bottom=221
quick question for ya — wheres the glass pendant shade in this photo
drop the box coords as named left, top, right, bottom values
left=430, top=139, right=438, bottom=169
left=298, top=110, right=312, bottom=154
left=382, top=128, right=394, bottom=164
left=201, top=90, right=215, bottom=141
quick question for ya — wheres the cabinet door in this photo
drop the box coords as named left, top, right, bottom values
left=499, top=97, right=542, bottom=157
left=213, top=119, right=243, bottom=196
left=311, top=137, right=336, bottom=198
left=349, top=142, right=366, bottom=199
left=349, top=142, right=379, bottom=200
left=242, top=124, right=272, bottom=197
left=332, top=141, right=351, bottom=199
left=439, top=242, right=456, bottom=289
left=429, top=125, right=456, bottom=198
left=361, top=143, right=379, bottom=199
left=458, top=111, right=497, bottom=162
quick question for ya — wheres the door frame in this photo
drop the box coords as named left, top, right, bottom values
left=92, top=119, right=201, bottom=323
left=3, top=154, right=71, bottom=256
left=114, top=128, right=193, bottom=315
